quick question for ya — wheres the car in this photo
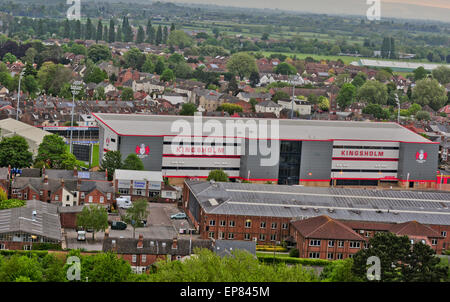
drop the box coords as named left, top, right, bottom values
left=170, top=213, right=187, bottom=219
left=111, top=221, right=127, bottom=230
left=77, top=231, right=86, bottom=241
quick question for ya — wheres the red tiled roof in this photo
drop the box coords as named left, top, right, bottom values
left=291, top=215, right=365, bottom=241
left=389, top=221, right=442, bottom=238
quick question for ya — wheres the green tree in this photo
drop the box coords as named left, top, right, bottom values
left=320, top=259, right=362, bottom=282
left=413, top=66, right=428, bottom=81
left=41, top=254, right=66, bottom=282
left=362, top=103, right=390, bottom=119
left=249, top=71, right=260, bottom=87
left=160, top=69, right=175, bottom=82
left=227, top=52, right=258, bottom=79
left=217, top=103, right=243, bottom=115
left=0, top=255, right=43, bottom=282
left=0, top=136, right=33, bottom=168
left=407, top=103, right=422, bottom=116
left=35, top=134, right=69, bottom=169
left=154, top=57, right=166, bottom=75
left=99, top=150, right=122, bottom=181
left=227, top=76, right=239, bottom=95
left=108, top=19, right=115, bottom=43
left=272, top=90, right=290, bottom=103
left=274, top=62, right=297, bottom=75
left=121, top=87, right=134, bottom=101
left=84, top=66, right=107, bottom=84
left=94, top=86, right=106, bottom=100
left=336, top=83, right=356, bottom=110
left=141, top=57, right=155, bottom=73
left=2, top=52, right=17, bottom=63
left=123, top=48, right=146, bottom=70
left=136, top=26, right=145, bottom=44
left=415, top=110, right=431, bottom=121
left=96, top=20, right=103, bottom=42
left=123, top=199, right=149, bottom=239
left=357, top=80, right=388, bottom=105
left=180, top=103, right=197, bottom=116
left=146, top=20, right=155, bottom=44
left=81, top=252, right=133, bottom=282
left=37, top=62, right=72, bottom=96
left=167, top=30, right=193, bottom=49
left=432, top=66, right=450, bottom=85
left=207, top=170, right=229, bottom=182
left=319, top=96, right=330, bottom=111
left=155, top=25, right=163, bottom=45
left=352, top=73, right=367, bottom=87
left=22, top=75, right=39, bottom=96
left=412, top=78, right=448, bottom=111
left=76, top=204, right=109, bottom=240
left=87, top=44, right=112, bottom=63
left=122, top=153, right=144, bottom=170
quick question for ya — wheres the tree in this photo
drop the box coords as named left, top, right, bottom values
left=23, top=75, right=39, bottom=96
left=35, top=134, right=68, bottom=169
left=123, top=48, right=146, bottom=70
left=207, top=170, right=229, bottom=182
left=95, top=86, right=106, bottom=100
left=167, top=30, right=193, bottom=49
left=413, top=67, right=428, bottom=81
left=121, top=87, right=134, bottom=101
left=84, top=66, right=107, bottom=84
left=362, top=103, right=390, bottom=120
left=227, top=52, right=258, bottom=79
left=357, top=80, right=388, bottom=105
left=136, top=26, right=145, bottom=44
left=76, top=205, right=109, bottom=240
left=352, top=73, right=367, bottom=88
left=2, top=52, right=17, bottom=63
left=36, top=62, right=72, bottom=96
left=180, top=103, right=197, bottom=116
left=432, top=66, right=450, bottom=85
left=337, top=83, right=356, bottom=110
left=87, top=44, right=112, bottom=63
left=249, top=71, right=260, bottom=87
left=412, top=78, right=448, bottom=111
left=407, top=103, right=422, bottom=116
left=85, top=18, right=94, bottom=40
left=162, top=26, right=169, bottom=44
left=261, top=32, right=269, bottom=41
left=155, top=25, right=163, bottom=45
left=352, top=232, right=447, bottom=282
left=272, top=90, right=290, bottom=103
left=318, top=96, right=330, bottom=111
left=146, top=20, right=155, bottom=44
left=274, top=62, right=297, bottom=75
left=100, top=150, right=122, bottom=181
left=0, top=135, right=33, bottom=168
left=154, top=57, right=166, bottom=75
left=96, top=20, right=103, bottom=42
left=0, top=255, right=43, bottom=282
left=217, top=103, right=243, bottom=115
left=160, top=69, right=175, bottom=82
left=122, top=153, right=144, bottom=170
left=375, top=69, right=391, bottom=82
left=320, top=259, right=362, bottom=282
left=123, top=199, right=149, bottom=239
left=415, top=110, right=431, bottom=121
left=227, top=76, right=239, bottom=95
left=81, top=252, right=132, bottom=282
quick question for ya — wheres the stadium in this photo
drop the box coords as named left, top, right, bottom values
left=93, top=113, right=439, bottom=189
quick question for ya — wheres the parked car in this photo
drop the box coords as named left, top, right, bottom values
left=111, top=221, right=127, bottom=230
left=77, top=231, right=86, bottom=241
left=170, top=213, right=187, bottom=219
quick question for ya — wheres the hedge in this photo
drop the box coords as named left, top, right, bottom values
left=0, top=199, right=26, bottom=210
left=256, top=245, right=288, bottom=252
left=0, top=250, right=49, bottom=257
left=257, top=254, right=331, bottom=266
left=31, top=243, right=62, bottom=251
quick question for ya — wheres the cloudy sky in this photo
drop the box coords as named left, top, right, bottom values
left=164, top=0, right=450, bottom=22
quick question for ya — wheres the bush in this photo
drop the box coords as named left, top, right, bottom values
left=257, top=254, right=331, bottom=266
left=31, top=243, right=62, bottom=251
left=0, top=250, right=48, bottom=257
left=289, top=248, right=299, bottom=258
left=0, top=199, right=26, bottom=210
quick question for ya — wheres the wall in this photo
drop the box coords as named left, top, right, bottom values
left=397, top=142, right=439, bottom=181
left=119, top=136, right=164, bottom=171
left=300, top=141, right=333, bottom=182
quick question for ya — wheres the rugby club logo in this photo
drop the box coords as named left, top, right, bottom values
left=415, top=150, right=427, bottom=163
left=135, top=144, right=150, bottom=159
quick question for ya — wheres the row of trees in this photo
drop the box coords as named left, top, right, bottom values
left=100, top=150, right=144, bottom=180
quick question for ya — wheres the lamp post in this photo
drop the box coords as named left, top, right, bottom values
left=16, top=71, right=25, bottom=120
left=70, top=81, right=83, bottom=153
left=395, top=93, right=400, bottom=124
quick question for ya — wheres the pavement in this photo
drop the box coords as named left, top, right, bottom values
left=65, top=202, right=198, bottom=251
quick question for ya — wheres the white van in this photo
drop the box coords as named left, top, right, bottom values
left=77, top=231, right=86, bottom=241
left=117, top=196, right=132, bottom=209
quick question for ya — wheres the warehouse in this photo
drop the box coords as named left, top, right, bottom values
left=94, top=113, right=439, bottom=189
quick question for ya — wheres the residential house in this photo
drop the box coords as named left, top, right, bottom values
left=255, top=100, right=282, bottom=117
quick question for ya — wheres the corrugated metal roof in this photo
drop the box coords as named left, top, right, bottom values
left=186, top=181, right=450, bottom=226
left=114, top=169, right=162, bottom=181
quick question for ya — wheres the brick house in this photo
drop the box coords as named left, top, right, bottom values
left=79, top=180, right=115, bottom=206
left=102, top=235, right=213, bottom=273
left=290, top=215, right=367, bottom=260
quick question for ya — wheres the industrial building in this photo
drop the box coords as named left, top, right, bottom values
left=94, top=113, right=439, bottom=189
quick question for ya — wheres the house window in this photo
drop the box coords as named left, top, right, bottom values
left=338, top=241, right=344, bottom=248
left=107, top=193, right=111, bottom=200
left=40, top=191, right=43, bottom=196
left=132, top=255, right=137, bottom=263
left=260, top=222, right=266, bottom=228
left=441, top=231, right=447, bottom=237
left=100, top=196, right=104, bottom=204
left=88, top=196, right=93, bottom=203
left=431, top=239, right=438, bottom=245
left=328, top=240, right=334, bottom=247
left=270, top=234, right=276, bottom=241
left=282, top=223, right=288, bottom=229
left=118, top=188, right=129, bottom=195
left=32, top=195, right=36, bottom=200
left=81, top=192, right=85, bottom=199
left=208, top=232, right=215, bottom=239
left=229, top=220, right=235, bottom=227
left=219, top=220, right=226, bottom=227
left=23, top=245, right=32, bottom=251
left=244, top=233, right=250, bottom=240
left=209, top=220, right=215, bottom=226
left=365, top=231, right=371, bottom=237
left=271, top=222, right=277, bottom=229
left=228, top=233, right=234, bottom=239
left=349, top=241, right=360, bottom=248
left=24, top=192, right=27, bottom=199
left=309, top=252, right=320, bottom=259
left=337, top=253, right=343, bottom=260
left=309, top=239, right=321, bottom=247
left=327, top=253, right=334, bottom=260
left=349, top=254, right=354, bottom=258
left=0, top=244, right=5, bottom=250
left=259, top=234, right=266, bottom=241
left=219, top=232, right=225, bottom=239
left=66, top=195, right=70, bottom=201
left=142, top=255, right=147, bottom=262
left=364, top=242, right=369, bottom=249
left=55, top=195, right=59, bottom=201
left=245, top=220, right=251, bottom=228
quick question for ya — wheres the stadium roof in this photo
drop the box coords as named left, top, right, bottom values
left=185, top=181, right=450, bottom=226
left=93, top=113, right=431, bottom=143
left=0, top=118, right=53, bottom=143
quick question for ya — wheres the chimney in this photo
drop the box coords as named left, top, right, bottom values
left=73, top=166, right=78, bottom=177
left=32, top=210, right=37, bottom=222
left=42, top=165, right=45, bottom=176
left=61, top=178, right=64, bottom=188
left=172, top=238, right=178, bottom=249
left=104, top=228, right=109, bottom=239
left=137, top=234, right=144, bottom=249
left=111, top=239, right=117, bottom=252
left=44, top=175, right=48, bottom=184
left=105, top=168, right=108, bottom=179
